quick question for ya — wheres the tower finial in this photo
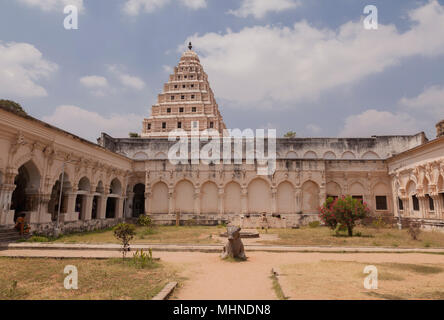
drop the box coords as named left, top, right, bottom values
left=188, top=42, right=192, bottom=50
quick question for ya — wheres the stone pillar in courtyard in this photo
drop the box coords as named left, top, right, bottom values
left=194, top=187, right=200, bottom=215
left=83, top=194, right=94, bottom=221
left=0, top=184, right=15, bottom=226
left=218, top=187, right=224, bottom=215
left=294, top=187, right=301, bottom=213
left=241, top=186, right=247, bottom=214
left=168, top=188, right=174, bottom=215
left=144, top=191, right=150, bottom=215
left=116, top=197, right=124, bottom=219
left=98, top=193, right=108, bottom=219
left=271, top=186, right=277, bottom=213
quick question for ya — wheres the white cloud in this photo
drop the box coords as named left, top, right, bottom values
left=80, top=75, right=109, bottom=96
left=42, top=105, right=142, bottom=142
left=339, top=109, right=420, bottom=137
left=162, top=65, right=173, bottom=73
left=123, top=0, right=206, bottom=15
left=228, top=0, right=300, bottom=19
left=107, top=65, right=145, bottom=90
left=180, top=0, right=206, bottom=10
left=187, top=0, right=444, bottom=108
left=306, top=124, right=321, bottom=134
left=0, top=42, right=58, bottom=98
left=80, top=76, right=108, bottom=88
left=399, top=85, right=444, bottom=118
left=16, top=0, right=84, bottom=12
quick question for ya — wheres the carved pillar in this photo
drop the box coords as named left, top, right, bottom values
left=194, top=187, right=200, bottom=215
left=218, top=188, right=224, bottom=215
left=98, top=193, right=108, bottom=219
left=431, top=194, right=442, bottom=219
left=0, top=184, right=15, bottom=225
left=66, top=192, right=77, bottom=214
left=116, top=197, right=124, bottom=219
left=417, top=195, right=427, bottom=219
left=295, top=187, right=301, bottom=213
left=271, top=186, right=277, bottom=214
left=144, top=192, right=150, bottom=216
left=147, top=192, right=153, bottom=215
left=319, top=186, right=326, bottom=208
left=168, top=188, right=174, bottom=215
left=240, top=186, right=248, bottom=214
left=83, top=194, right=94, bottom=221
left=126, top=191, right=134, bottom=217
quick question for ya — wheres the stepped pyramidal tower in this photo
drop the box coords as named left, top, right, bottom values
left=142, top=42, right=227, bottom=138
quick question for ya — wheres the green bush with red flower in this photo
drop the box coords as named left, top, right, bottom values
left=319, top=196, right=370, bottom=237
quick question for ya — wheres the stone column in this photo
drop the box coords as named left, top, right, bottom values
left=218, top=188, right=224, bottom=215
left=241, top=186, right=248, bottom=214
left=98, top=193, right=108, bottom=220
left=83, top=194, right=94, bottom=221
left=271, top=187, right=277, bottom=214
left=431, top=194, right=441, bottom=219
left=116, top=197, right=124, bottom=219
left=126, top=191, right=134, bottom=218
left=295, top=187, right=301, bottom=214
left=146, top=192, right=153, bottom=215
left=168, top=188, right=174, bottom=215
left=0, top=184, right=15, bottom=226
left=417, top=195, right=427, bottom=219
left=319, top=186, right=326, bottom=208
left=66, top=192, right=77, bottom=214
left=37, top=193, right=52, bottom=224
left=194, top=187, right=200, bottom=215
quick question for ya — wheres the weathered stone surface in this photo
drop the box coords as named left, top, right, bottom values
left=221, top=226, right=246, bottom=260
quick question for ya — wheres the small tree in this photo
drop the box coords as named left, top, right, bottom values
left=0, top=100, right=27, bottom=116
left=128, top=132, right=140, bottom=138
left=113, top=223, right=136, bottom=259
left=407, top=221, right=421, bottom=240
left=319, top=196, right=370, bottom=237
left=284, top=131, right=296, bottom=138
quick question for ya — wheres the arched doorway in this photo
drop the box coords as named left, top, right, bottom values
left=224, top=182, right=241, bottom=214
left=76, top=177, right=91, bottom=220
left=10, top=161, right=41, bottom=221
left=133, top=183, right=145, bottom=217
left=151, top=182, right=169, bottom=214
left=301, top=180, right=320, bottom=214
left=175, top=180, right=194, bottom=214
left=277, top=181, right=294, bottom=214
left=248, top=178, right=271, bottom=214
left=48, top=173, right=72, bottom=222
left=200, top=181, right=218, bottom=214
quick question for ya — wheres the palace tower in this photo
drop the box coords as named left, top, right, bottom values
left=141, top=43, right=226, bottom=138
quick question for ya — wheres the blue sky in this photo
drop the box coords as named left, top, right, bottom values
left=1, top=0, right=443, bottom=141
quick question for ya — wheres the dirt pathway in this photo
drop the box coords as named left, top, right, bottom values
left=2, top=249, right=444, bottom=300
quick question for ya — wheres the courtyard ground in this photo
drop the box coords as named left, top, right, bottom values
left=32, top=225, right=444, bottom=249
left=0, top=256, right=180, bottom=300
left=0, top=251, right=443, bottom=300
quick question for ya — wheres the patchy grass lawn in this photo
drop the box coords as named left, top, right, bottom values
left=258, top=226, right=444, bottom=248
left=0, top=257, right=180, bottom=300
left=280, top=260, right=444, bottom=300
left=49, top=225, right=223, bottom=245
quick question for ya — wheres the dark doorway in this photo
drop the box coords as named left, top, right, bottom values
left=92, top=196, right=98, bottom=219
left=106, top=197, right=116, bottom=218
left=133, top=183, right=145, bottom=217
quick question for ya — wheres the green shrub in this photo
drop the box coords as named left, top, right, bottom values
left=132, top=249, right=156, bottom=269
left=308, top=221, right=320, bottom=228
left=137, top=215, right=152, bottom=227
left=113, top=223, right=136, bottom=259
